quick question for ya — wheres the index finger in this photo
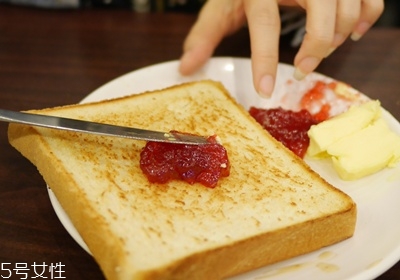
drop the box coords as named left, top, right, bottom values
left=244, top=0, right=281, bottom=98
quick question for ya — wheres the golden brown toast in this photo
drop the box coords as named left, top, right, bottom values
left=8, top=80, right=356, bottom=280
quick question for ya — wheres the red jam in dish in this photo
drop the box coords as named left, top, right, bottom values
left=249, top=107, right=320, bottom=158
left=140, top=135, right=230, bottom=188
left=300, top=81, right=336, bottom=122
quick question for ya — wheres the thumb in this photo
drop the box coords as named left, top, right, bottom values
left=179, top=0, right=246, bottom=76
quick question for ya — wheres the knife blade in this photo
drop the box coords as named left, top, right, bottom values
left=0, top=109, right=209, bottom=145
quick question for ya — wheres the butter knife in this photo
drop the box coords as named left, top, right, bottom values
left=0, top=109, right=209, bottom=145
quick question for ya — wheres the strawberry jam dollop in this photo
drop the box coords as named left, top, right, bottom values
left=140, top=135, right=230, bottom=188
left=249, top=107, right=320, bottom=158
left=300, top=80, right=334, bottom=122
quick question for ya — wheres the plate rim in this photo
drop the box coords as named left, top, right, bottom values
left=47, top=56, right=400, bottom=280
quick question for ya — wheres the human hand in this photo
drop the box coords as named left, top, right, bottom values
left=178, top=0, right=384, bottom=98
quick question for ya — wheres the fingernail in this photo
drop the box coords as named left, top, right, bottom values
left=334, top=33, right=345, bottom=45
left=350, top=32, right=363, bottom=41
left=351, top=21, right=370, bottom=41
left=325, top=33, right=343, bottom=58
left=294, top=56, right=320, bottom=80
left=293, top=67, right=307, bottom=80
left=258, top=75, right=274, bottom=98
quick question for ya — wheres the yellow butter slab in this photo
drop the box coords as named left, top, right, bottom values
left=327, top=118, right=400, bottom=180
left=307, top=100, right=381, bottom=157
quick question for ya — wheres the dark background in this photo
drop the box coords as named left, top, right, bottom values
left=0, top=0, right=399, bottom=28
left=377, top=0, right=400, bottom=27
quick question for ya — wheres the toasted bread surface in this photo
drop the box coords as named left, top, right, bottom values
left=8, top=80, right=356, bottom=280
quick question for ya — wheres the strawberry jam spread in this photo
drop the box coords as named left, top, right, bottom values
left=249, top=107, right=320, bottom=158
left=140, top=135, right=230, bottom=188
left=300, top=80, right=334, bottom=122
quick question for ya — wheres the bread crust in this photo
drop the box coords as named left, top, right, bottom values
left=137, top=207, right=356, bottom=280
left=8, top=80, right=356, bottom=280
left=8, top=124, right=127, bottom=277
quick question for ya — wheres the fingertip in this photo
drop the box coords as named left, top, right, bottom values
left=178, top=50, right=193, bottom=76
left=293, top=67, right=307, bottom=81
left=327, top=33, right=345, bottom=55
left=351, top=21, right=371, bottom=41
left=257, top=74, right=275, bottom=98
left=325, top=47, right=336, bottom=58
left=293, top=56, right=320, bottom=80
left=178, top=44, right=213, bottom=76
left=350, top=32, right=363, bottom=41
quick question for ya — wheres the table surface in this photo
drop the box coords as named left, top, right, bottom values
left=0, top=4, right=399, bottom=280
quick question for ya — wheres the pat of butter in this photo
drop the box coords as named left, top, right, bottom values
left=307, top=100, right=381, bottom=158
left=333, top=82, right=360, bottom=100
left=327, top=118, right=400, bottom=180
left=307, top=100, right=400, bottom=180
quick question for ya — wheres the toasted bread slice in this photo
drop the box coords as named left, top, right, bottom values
left=8, top=80, right=356, bottom=280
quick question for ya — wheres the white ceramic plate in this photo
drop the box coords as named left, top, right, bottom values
left=48, top=57, right=400, bottom=280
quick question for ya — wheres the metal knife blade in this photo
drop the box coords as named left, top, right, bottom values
left=0, top=109, right=209, bottom=145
